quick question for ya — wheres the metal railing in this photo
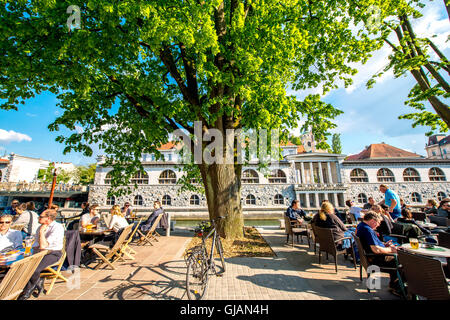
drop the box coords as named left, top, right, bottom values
left=295, top=183, right=347, bottom=190
left=0, top=182, right=88, bottom=193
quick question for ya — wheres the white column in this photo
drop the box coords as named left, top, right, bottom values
left=314, top=193, right=319, bottom=208
left=300, top=162, right=306, bottom=184
left=310, top=162, right=315, bottom=184
left=336, top=161, right=342, bottom=183
left=305, top=193, right=309, bottom=208
left=333, top=193, right=338, bottom=208
left=318, top=162, right=324, bottom=184
left=327, top=162, right=333, bottom=184
left=296, top=169, right=301, bottom=184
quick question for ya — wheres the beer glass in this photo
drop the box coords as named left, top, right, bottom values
left=24, top=236, right=34, bottom=256
left=409, top=238, right=419, bottom=249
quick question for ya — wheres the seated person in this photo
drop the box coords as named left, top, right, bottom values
left=397, top=208, right=436, bottom=243
left=363, top=197, right=375, bottom=210
left=12, top=201, right=40, bottom=238
left=356, top=212, right=402, bottom=296
left=0, top=213, right=23, bottom=252
left=399, top=198, right=410, bottom=211
left=3, top=199, right=19, bottom=216
left=312, top=202, right=358, bottom=260
left=436, top=198, right=450, bottom=218
left=286, top=200, right=309, bottom=225
left=105, top=205, right=129, bottom=246
left=424, top=199, right=438, bottom=215
left=18, top=209, right=65, bottom=300
left=345, top=199, right=365, bottom=221
left=80, top=204, right=100, bottom=228
left=139, top=201, right=165, bottom=234
left=371, top=205, right=393, bottom=237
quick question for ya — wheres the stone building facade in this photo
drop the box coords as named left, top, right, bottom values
left=88, top=142, right=450, bottom=219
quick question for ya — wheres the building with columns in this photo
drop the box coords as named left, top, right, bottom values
left=87, top=136, right=450, bottom=220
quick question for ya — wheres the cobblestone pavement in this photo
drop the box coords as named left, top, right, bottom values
left=35, top=227, right=398, bottom=300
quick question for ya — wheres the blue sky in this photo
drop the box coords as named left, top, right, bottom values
left=0, top=1, right=449, bottom=164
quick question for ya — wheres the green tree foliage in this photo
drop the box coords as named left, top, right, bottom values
left=290, top=136, right=302, bottom=146
left=366, top=0, right=450, bottom=135
left=37, top=164, right=72, bottom=184
left=0, top=0, right=410, bottom=238
left=331, top=133, right=343, bottom=154
left=75, top=164, right=96, bottom=185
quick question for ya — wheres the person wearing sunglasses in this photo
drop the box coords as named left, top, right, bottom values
left=0, top=213, right=23, bottom=252
left=18, top=209, right=64, bottom=300
left=3, top=199, right=20, bottom=216
left=121, top=202, right=132, bottom=217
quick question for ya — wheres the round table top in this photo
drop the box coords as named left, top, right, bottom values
left=400, top=243, right=450, bottom=258
left=415, top=221, right=437, bottom=229
left=79, top=228, right=111, bottom=236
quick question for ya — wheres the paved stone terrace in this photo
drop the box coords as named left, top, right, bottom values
left=34, top=227, right=398, bottom=300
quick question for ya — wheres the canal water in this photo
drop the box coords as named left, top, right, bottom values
left=173, top=219, right=280, bottom=228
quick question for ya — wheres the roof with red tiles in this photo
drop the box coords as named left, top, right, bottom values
left=346, top=143, right=423, bottom=160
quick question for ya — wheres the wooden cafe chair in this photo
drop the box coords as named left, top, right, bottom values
left=118, top=219, right=142, bottom=260
left=0, top=250, right=47, bottom=300
left=39, top=237, right=68, bottom=295
left=89, top=224, right=133, bottom=270
left=136, top=214, right=163, bottom=246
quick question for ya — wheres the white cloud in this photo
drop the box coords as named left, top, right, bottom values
left=0, top=129, right=32, bottom=144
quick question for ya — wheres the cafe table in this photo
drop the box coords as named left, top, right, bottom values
left=400, top=243, right=450, bottom=259
left=0, top=248, right=45, bottom=269
left=415, top=221, right=438, bottom=229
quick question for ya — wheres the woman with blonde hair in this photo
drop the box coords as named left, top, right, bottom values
left=371, top=204, right=393, bottom=237
left=424, top=199, right=438, bottom=215
left=312, top=202, right=348, bottom=246
left=106, top=204, right=129, bottom=246
left=312, top=201, right=359, bottom=260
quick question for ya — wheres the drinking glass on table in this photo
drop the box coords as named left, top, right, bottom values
left=409, top=238, right=419, bottom=249
left=24, top=236, right=34, bottom=256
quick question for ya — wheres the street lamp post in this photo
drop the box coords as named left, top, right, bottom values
left=48, top=163, right=59, bottom=209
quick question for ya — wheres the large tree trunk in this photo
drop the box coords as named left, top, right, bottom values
left=199, top=163, right=244, bottom=239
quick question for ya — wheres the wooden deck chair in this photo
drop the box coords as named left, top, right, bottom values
left=119, top=219, right=142, bottom=260
left=39, top=237, right=68, bottom=295
left=89, top=224, right=133, bottom=270
left=137, top=214, right=163, bottom=246
left=0, top=250, right=47, bottom=300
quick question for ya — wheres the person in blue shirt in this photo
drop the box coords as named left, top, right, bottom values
left=3, top=199, right=20, bottom=216
left=379, top=184, right=401, bottom=220
left=285, top=200, right=309, bottom=224
left=356, top=211, right=402, bottom=296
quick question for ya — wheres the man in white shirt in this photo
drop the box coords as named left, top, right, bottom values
left=0, top=214, right=23, bottom=252
left=18, top=209, right=65, bottom=300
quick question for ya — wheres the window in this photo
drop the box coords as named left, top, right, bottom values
left=444, top=149, right=447, bottom=154
left=168, top=154, right=172, bottom=161
left=411, top=192, right=421, bottom=203
left=131, top=171, right=149, bottom=185
left=190, top=195, right=200, bottom=205
left=162, top=195, right=172, bottom=206
left=104, top=172, right=113, bottom=184
left=357, top=193, right=367, bottom=204
left=274, top=194, right=284, bottom=205
left=134, top=195, right=143, bottom=206
left=377, top=168, right=395, bottom=182
left=242, top=169, right=259, bottom=184
left=429, top=167, right=446, bottom=181
left=268, top=169, right=287, bottom=183
left=350, top=168, right=368, bottom=182
left=437, top=192, right=446, bottom=201
left=245, top=194, right=256, bottom=205
left=432, top=151, right=436, bottom=156
left=151, top=155, right=155, bottom=161
left=106, top=196, right=115, bottom=206
left=159, top=170, right=177, bottom=184
left=403, top=168, right=420, bottom=182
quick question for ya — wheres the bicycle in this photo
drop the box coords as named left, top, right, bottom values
left=185, top=216, right=226, bottom=300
